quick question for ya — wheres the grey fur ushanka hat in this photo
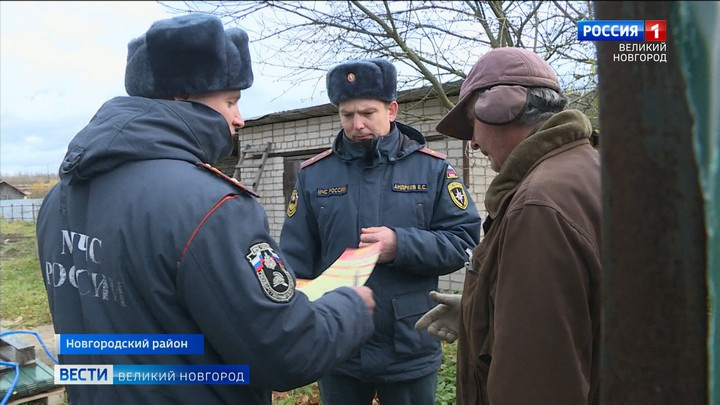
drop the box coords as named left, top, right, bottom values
left=125, top=13, right=253, bottom=99
left=326, top=59, right=397, bottom=106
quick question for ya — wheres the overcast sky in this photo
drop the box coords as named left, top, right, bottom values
left=0, top=1, right=326, bottom=176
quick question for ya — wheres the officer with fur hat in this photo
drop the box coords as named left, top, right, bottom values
left=415, top=47, right=601, bottom=404
left=280, top=59, right=482, bottom=404
left=36, top=13, right=375, bottom=405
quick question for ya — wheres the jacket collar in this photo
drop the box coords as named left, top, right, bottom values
left=332, top=121, right=425, bottom=165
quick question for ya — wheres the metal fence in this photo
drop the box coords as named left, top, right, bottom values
left=0, top=199, right=43, bottom=222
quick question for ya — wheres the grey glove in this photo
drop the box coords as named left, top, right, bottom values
left=415, top=291, right=462, bottom=343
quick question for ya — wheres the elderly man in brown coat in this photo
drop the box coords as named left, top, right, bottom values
left=416, top=47, right=601, bottom=405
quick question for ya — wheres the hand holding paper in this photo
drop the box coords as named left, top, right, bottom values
left=359, top=227, right=397, bottom=263
left=295, top=242, right=381, bottom=301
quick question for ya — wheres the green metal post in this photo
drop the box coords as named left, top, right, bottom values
left=596, top=1, right=709, bottom=403
left=672, top=2, right=720, bottom=403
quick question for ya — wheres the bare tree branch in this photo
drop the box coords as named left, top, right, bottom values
left=349, top=0, right=455, bottom=108
left=160, top=1, right=597, bottom=117
left=488, top=1, right=513, bottom=47
left=466, top=0, right=499, bottom=47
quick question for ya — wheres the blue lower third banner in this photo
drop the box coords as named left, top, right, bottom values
left=57, top=334, right=204, bottom=355
left=54, top=364, right=250, bottom=385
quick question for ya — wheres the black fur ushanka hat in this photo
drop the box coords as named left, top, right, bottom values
left=326, top=59, right=397, bottom=106
left=125, top=13, right=253, bottom=99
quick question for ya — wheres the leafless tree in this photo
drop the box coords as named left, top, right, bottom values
left=162, top=1, right=596, bottom=117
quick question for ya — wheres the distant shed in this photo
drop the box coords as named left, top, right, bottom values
left=0, top=181, right=30, bottom=200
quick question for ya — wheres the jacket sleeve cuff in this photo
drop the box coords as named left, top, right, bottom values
left=387, top=227, right=408, bottom=268
left=331, top=286, right=375, bottom=334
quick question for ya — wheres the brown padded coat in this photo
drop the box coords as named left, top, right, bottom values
left=457, top=110, right=601, bottom=405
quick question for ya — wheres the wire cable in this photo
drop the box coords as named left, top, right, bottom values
left=0, top=361, right=20, bottom=405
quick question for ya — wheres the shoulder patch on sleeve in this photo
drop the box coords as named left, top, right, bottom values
left=417, top=147, right=447, bottom=160
left=246, top=242, right=295, bottom=303
left=196, top=162, right=259, bottom=198
left=448, top=181, right=469, bottom=210
left=301, top=148, right=333, bottom=169
left=286, top=189, right=299, bottom=218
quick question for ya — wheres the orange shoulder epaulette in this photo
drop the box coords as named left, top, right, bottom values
left=196, top=162, right=259, bottom=198
left=417, top=147, right=447, bottom=160
left=301, top=148, right=333, bottom=169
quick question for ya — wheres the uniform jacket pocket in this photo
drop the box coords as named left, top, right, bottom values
left=392, top=292, right=435, bottom=355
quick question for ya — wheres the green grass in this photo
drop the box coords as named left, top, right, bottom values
left=436, top=340, right=458, bottom=404
left=0, top=218, right=458, bottom=404
left=273, top=383, right=320, bottom=404
left=0, top=219, right=51, bottom=328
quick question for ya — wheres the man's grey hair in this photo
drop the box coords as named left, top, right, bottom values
left=516, top=87, right=568, bottom=126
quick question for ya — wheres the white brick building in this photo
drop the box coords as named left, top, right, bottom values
left=217, top=84, right=495, bottom=292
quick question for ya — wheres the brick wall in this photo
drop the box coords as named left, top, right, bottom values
left=219, top=95, right=494, bottom=292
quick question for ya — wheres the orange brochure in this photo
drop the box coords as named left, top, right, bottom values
left=295, top=242, right=381, bottom=301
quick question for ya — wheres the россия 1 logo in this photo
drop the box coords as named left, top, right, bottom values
left=578, top=20, right=666, bottom=42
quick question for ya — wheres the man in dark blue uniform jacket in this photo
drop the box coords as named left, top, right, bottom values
left=280, top=58, right=482, bottom=404
left=35, top=14, right=375, bottom=405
